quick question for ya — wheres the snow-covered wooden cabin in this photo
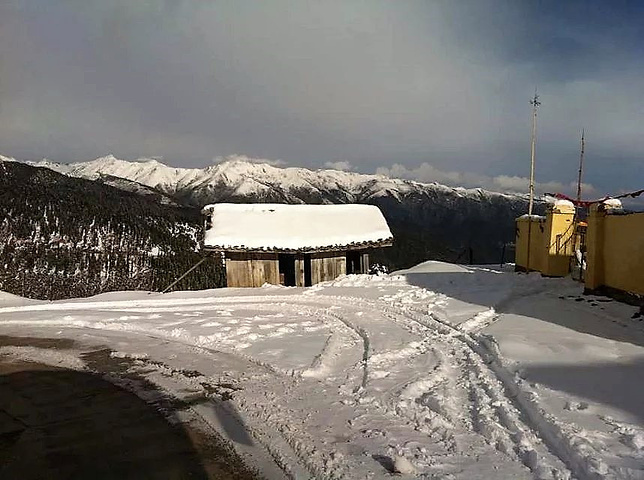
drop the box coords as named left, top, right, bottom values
left=201, top=203, right=393, bottom=287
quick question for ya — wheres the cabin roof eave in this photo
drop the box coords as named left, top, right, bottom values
left=202, top=238, right=393, bottom=254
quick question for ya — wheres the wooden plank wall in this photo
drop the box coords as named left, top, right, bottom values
left=225, top=252, right=280, bottom=287
left=295, top=257, right=306, bottom=287
left=361, top=253, right=369, bottom=273
left=311, top=253, right=346, bottom=285
left=225, top=250, right=366, bottom=287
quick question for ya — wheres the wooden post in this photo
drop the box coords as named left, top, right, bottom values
left=528, top=90, right=541, bottom=216
left=160, top=255, right=209, bottom=294
left=576, top=129, right=585, bottom=205
left=295, top=255, right=305, bottom=287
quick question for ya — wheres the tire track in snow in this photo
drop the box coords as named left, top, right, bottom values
left=299, top=294, right=571, bottom=479
left=209, top=296, right=472, bottom=477
left=322, top=307, right=370, bottom=390
left=406, top=302, right=608, bottom=480
left=271, top=295, right=557, bottom=477
left=456, top=308, right=500, bottom=333
left=380, top=312, right=557, bottom=475
left=116, top=293, right=580, bottom=478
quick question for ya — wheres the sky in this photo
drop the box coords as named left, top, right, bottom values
left=1, top=0, right=643, bottom=198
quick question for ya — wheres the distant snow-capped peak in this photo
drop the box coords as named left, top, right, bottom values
left=0, top=154, right=21, bottom=164
left=20, top=154, right=523, bottom=205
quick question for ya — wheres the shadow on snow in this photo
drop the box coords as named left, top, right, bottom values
left=0, top=336, right=259, bottom=480
left=401, top=267, right=644, bottom=348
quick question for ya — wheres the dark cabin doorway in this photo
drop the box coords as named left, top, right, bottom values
left=278, top=254, right=296, bottom=286
left=304, top=254, right=312, bottom=287
left=346, top=251, right=362, bottom=274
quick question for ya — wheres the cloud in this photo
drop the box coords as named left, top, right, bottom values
left=323, top=161, right=353, bottom=171
left=0, top=1, right=641, bottom=194
left=376, top=162, right=596, bottom=197
left=213, top=154, right=287, bottom=167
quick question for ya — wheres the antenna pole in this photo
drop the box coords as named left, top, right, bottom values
left=528, top=89, right=541, bottom=215
left=576, top=129, right=585, bottom=205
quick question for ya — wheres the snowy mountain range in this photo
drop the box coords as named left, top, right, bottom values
left=26, top=154, right=526, bottom=206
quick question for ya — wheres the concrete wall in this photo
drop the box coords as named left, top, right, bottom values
left=225, top=252, right=280, bottom=288
left=515, top=216, right=547, bottom=273
left=585, top=206, right=644, bottom=297
left=515, top=202, right=576, bottom=277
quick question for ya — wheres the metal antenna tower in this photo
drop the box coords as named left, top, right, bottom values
left=576, top=129, right=585, bottom=205
left=528, top=89, right=541, bottom=215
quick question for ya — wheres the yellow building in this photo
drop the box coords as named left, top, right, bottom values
left=515, top=200, right=576, bottom=277
left=516, top=197, right=643, bottom=303
left=585, top=200, right=644, bottom=298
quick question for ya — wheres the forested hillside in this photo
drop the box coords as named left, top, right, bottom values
left=0, top=161, right=224, bottom=299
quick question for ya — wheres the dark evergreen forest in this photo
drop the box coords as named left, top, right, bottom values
left=0, top=162, right=225, bottom=300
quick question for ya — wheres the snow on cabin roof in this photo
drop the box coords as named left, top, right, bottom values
left=201, top=203, right=393, bottom=252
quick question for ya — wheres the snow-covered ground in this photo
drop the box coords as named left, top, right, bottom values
left=1, top=262, right=643, bottom=479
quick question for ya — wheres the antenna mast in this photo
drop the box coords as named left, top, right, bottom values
left=528, top=89, right=541, bottom=215
left=576, top=129, right=585, bottom=205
